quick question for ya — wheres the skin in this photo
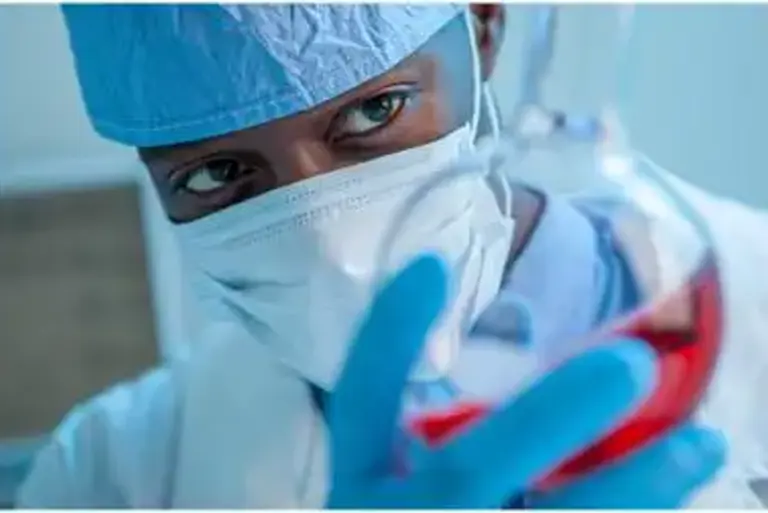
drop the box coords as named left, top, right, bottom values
left=137, top=6, right=539, bottom=229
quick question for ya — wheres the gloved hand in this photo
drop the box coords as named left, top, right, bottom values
left=530, top=422, right=725, bottom=508
left=326, top=254, right=723, bottom=508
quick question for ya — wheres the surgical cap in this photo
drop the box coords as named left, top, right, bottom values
left=61, top=4, right=464, bottom=148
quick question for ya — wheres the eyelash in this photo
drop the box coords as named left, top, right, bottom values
left=169, top=153, right=261, bottom=197
left=169, top=85, right=419, bottom=196
left=330, top=85, right=418, bottom=143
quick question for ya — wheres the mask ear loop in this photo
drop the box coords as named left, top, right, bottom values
left=465, top=8, right=514, bottom=219
left=464, top=8, right=483, bottom=142
left=482, top=83, right=502, bottom=142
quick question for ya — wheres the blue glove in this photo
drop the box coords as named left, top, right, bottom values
left=326, top=254, right=706, bottom=508
left=531, top=422, right=726, bottom=508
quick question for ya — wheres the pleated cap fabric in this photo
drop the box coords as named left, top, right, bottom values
left=61, top=4, right=463, bottom=147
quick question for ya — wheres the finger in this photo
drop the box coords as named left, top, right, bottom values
left=406, top=434, right=433, bottom=471
left=330, top=254, right=450, bottom=476
left=533, top=423, right=726, bottom=508
left=417, top=338, right=658, bottom=507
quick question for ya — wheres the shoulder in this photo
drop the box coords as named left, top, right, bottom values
left=17, top=365, right=182, bottom=508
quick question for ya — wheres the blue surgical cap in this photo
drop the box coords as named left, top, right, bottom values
left=61, top=4, right=464, bottom=148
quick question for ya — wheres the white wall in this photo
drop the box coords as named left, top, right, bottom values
left=491, top=5, right=768, bottom=208
left=0, top=5, right=128, bottom=167
left=2, top=5, right=767, bottom=355
left=625, top=6, right=768, bottom=208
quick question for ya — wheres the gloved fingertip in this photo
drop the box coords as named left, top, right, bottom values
left=672, top=424, right=728, bottom=475
left=584, top=337, right=659, bottom=402
left=694, top=426, right=727, bottom=459
left=379, top=252, right=450, bottom=325
left=406, top=252, right=450, bottom=286
left=343, top=253, right=452, bottom=393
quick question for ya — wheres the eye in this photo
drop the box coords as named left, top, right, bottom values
left=334, top=87, right=413, bottom=140
left=180, top=158, right=256, bottom=194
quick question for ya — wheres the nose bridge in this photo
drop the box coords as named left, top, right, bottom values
left=281, top=140, right=335, bottom=183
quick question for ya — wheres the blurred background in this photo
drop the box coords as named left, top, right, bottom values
left=1, top=4, right=767, bottom=506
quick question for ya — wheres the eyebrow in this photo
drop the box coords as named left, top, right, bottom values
left=138, top=134, right=234, bottom=176
left=140, top=57, right=431, bottom=170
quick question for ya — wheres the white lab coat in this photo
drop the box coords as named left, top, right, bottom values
left=16, top=171, right=768, bottom=508
left=665, top=173, right=768, bottom=508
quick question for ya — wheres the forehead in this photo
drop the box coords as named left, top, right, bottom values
left=140, top=52, right=433, bottom=155
left=63, top=4, right=464, bottom=148
left=139, top=15, right=475, bottom=163
left=138, top=53, right=442, bottom=169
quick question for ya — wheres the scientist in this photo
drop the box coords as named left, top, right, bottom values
left=18, top=4, right=766, bottom=508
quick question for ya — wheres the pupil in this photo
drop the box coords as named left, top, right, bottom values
left=209, top=160, right=239, bottom=182
left=361, top=95, right=393, bottom=122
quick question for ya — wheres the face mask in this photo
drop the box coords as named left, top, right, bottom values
left=174, top=10, right=515, bottom=390
left=175, top=125, right=514, bottom=389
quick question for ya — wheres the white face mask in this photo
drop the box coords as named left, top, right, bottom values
left=174, top=11, right=516, bottom=390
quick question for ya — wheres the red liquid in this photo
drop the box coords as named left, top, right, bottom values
left=408, top=255, right=722, bottom=489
